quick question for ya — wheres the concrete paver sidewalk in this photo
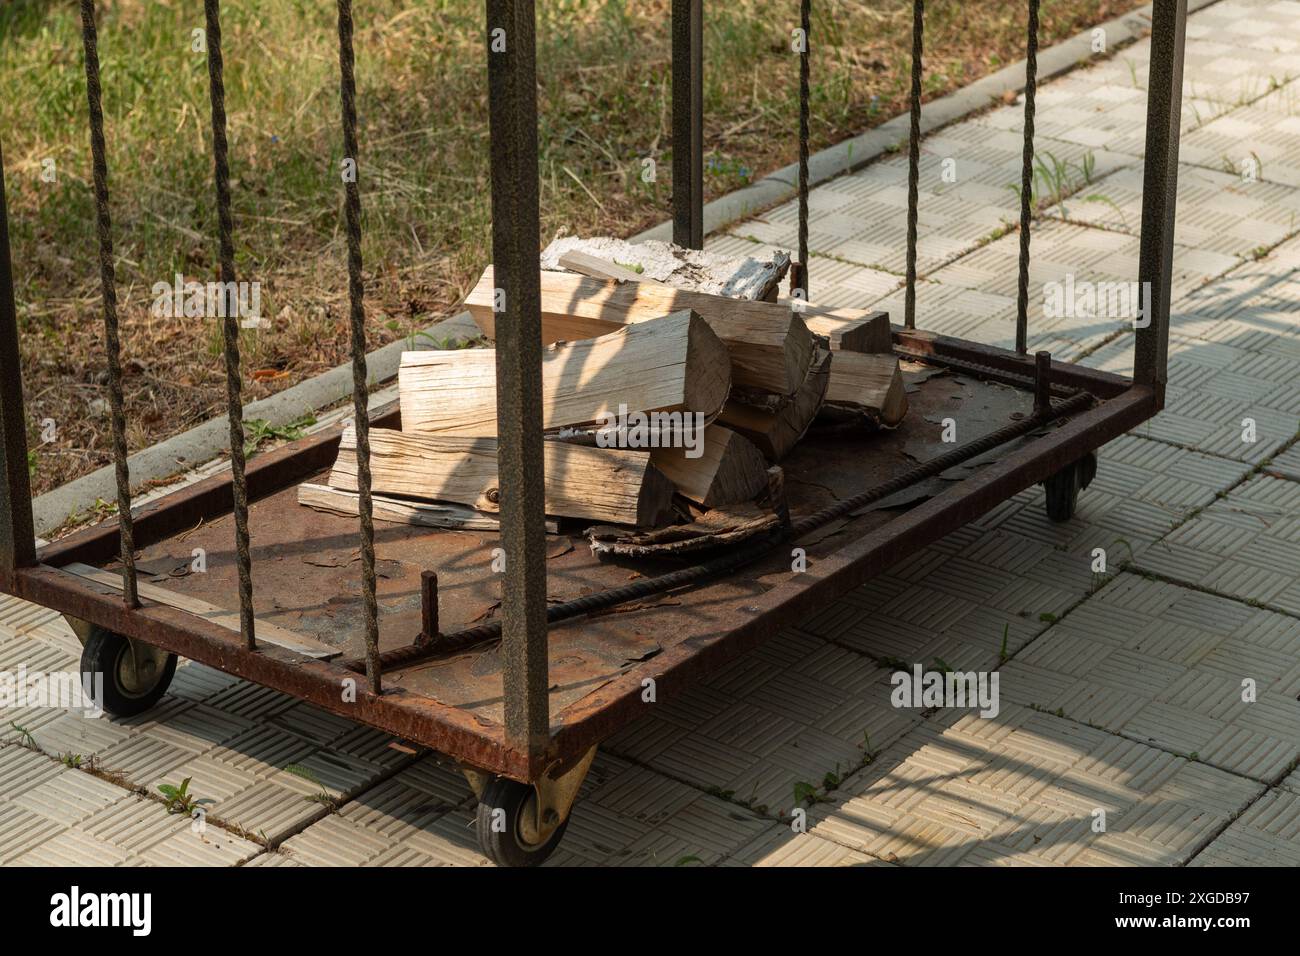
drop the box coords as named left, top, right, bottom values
left=2, top=0, right=1299, bottom=866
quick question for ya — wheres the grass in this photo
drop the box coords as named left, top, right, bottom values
left=1, top=0, right=1143, bottom=496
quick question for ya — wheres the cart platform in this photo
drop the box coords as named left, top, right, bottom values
left=20, top=334, right=1154, bottom=781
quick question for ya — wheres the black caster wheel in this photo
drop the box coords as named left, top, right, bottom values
left=475, top=776, right=569, bottom=867
left=80, top=627, right=177, bottom=717
left=1043, top=451, right=1098, bottom=522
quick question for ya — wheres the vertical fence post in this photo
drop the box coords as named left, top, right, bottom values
left=903, top=0, right=923, bottom=330
left=1014, top=0, right=1040, bottom=356
left=672, top=0, right=704, bottom=249
left=792, top=0, right=810, bottom=301
left=335, top=0, right=382, bottom=694
left=0, top=144, right=35, bottom=577
left=486, top=0, right=549, bottom=759
left=202, top=0, right=256, bottom=648
left=80, top=0, right=139, bottom=608
left=1135, top=0, right=1186, bottom=394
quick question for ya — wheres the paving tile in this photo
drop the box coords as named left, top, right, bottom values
left=1279, top=764, right=1300, bottom=795
left=241, top=849, right=306, bottom=867
left=1181, top=79, right=1300, bottom=187
left=95, top=735, right=198, bottom=787
left=1002, top=572, right=1300, bottom=782
left=1047, top=163, right=1300, bottom=259
left=605, top=636, right=919, bottom=814
left=1190, top=787, right=1300, bottom=865
left=13, top=767, right=133, bottom=826
left=810, top=703, right=1261, bottom=866
left=279, top=813, right=397, bottom=866
left=136, top=824, right=262, bottom=866
left=721, top=824, right=891, bottom=866
left=167, top=660, right=242, bottom=702
left=0, top=801, right=67, bottom=863
left=81, top=795, right=192, bottom=855
left=9, top=826, right=136, bottom=866
left=1137, top=475, right=1300, bottom=609
left=0, top=744, right=64, bottom=799
left=209, top=780, right=328, bottom=845
left=733, top=129, right=1136, bottom=281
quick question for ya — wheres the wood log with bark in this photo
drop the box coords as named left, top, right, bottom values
left=296, top=483, right=559, bottom=533
left=823, top=350, right=908, bottom=426
left=330, top=426, right=675, bottom=527
left=398, top=309, right=730, bottom=436
left=717, top=347, right=832, bottom=460
left=465, top=267, right=817, bottom=400
left=800, top=306, right=892, bottom=353
left=648, top=425, right=769, bottom=508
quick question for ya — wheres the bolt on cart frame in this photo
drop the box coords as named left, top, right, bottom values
left=0, top=0, right=1186, bottom=865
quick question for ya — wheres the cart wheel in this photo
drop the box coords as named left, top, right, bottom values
left=475, top=776, right=569, bottom=867
left=80, top=627, right=177, bottom=717
left=1043, top=451, right=1098, bottom=523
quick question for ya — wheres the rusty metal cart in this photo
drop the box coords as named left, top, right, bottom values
left=0, top=0, right=1187, bottom=865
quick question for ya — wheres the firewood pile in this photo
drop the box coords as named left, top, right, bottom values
left=299, top=237, right=908, bottom=555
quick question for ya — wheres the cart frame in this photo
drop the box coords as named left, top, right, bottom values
left=0, top=0, right=1185, bottom=818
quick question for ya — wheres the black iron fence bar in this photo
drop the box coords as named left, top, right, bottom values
left=487, top=0, right=550, bottom=756
left=903, top=0, right=923, bottom=330
left=793, top=0, right=811, bottom=300
left=1014, top=0, right=1040, bottom=356
left=1135, top=0, right=1185, bottom=391
left=672, top=0, right=705, bottom=249
left=78, top=0, right=139, bottom=609
left=0, top=146, right=35, bottom=577
left=335, top=0, right=382, bottom=694
left=202, top=0, right=256, bottom=650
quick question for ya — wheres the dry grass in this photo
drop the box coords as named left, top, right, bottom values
left=0, top=0, right=1143, bottom=496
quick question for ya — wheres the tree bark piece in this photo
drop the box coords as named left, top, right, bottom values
left=541, top=236, right=789, bottom=300
left=467, top=267, right=815, bottom=398
left=649, top=425, right=769, bottom=508
left=717, top=347, right=832, bottom=460
left=824, top=351, right=909, bottom=426
left=330, top=427, right=675, bottom=527
left=399, top=310, right=730, bottom=436
left=557, top=250, right=654, bottom=284
left=586, top=501, right=780, bottom=557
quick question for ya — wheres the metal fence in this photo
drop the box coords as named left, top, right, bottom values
left=0, top=0, right=1185, bottom=767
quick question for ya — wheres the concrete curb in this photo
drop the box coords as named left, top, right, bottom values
left=34, top=0, right=1220, bottom=536
left=633, top=0, right=1221, bottom=244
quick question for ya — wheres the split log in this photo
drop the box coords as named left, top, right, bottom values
left=541, top=236, right=789, bottom=300
left=824, top=351, right=908, bottom=426
left=467, top=267, right=815, bottom=398
left=399, top=310, right=730, bottom=436
left=331, top=427, right=675, bottom=527
left=649, top=425, right=769, bottom=508
left=800, top=307, right=892, bottom=353
left=297, top=483, right=558, bottom=533
left=717, top=348, right=832, bottom=461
